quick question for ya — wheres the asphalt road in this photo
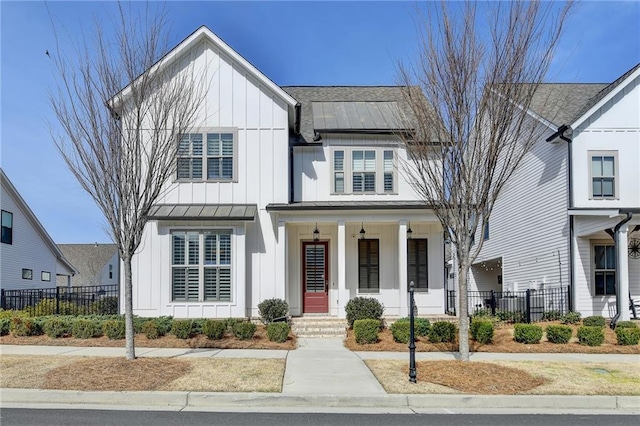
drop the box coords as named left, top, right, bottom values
left=1, top=410, right=638, bottom=426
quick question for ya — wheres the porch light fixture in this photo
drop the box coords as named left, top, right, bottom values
left=360, top=223, right=366, bottom=239
left=313, top=223, right=320, bottom=242
left=407, top=222, right=413, bottom=239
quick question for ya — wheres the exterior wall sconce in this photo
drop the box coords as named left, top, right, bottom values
left=360, top=223, right=366, bottom=239
left=407, top=222, right=413, bottom=240
left=313, top=223, right=320, bottom=242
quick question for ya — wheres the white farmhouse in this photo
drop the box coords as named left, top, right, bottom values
left=128, top=27, right=445, bottom=319
left=472, top=63, right=640, bottom=321
left=0, top=169, right=75, bottom=291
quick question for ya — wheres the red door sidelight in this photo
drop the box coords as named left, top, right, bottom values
left=302, top=241, right=329, bottom=313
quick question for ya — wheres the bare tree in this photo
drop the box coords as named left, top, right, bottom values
left=48, top=4, right=204, bottom=359
left=398, top=1, right=572, bottom=361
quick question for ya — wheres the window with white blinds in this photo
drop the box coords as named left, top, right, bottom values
left=383, top=150, right=394, bottom=193
left=407, top=239, right=428, bottom=291
left=353, top=150, right=376, bottom=192
left=334, top=150, right=345, bottom=193
left=331, top=148, right=396, bottom=194
left=172, top=230, right=232, bottom=302
left=178, top=129, right=237, bottom=181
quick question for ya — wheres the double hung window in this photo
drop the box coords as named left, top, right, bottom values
left=178, top=130, right=236, bottom=181
left=332, top=148, right=396, bottom=194
left=352, top=150, right=376, bottom=192
left=590, top=152, right=616, bottom=198
left=594, top=244, right=615, bottom=296
left=1, top=210, right=13, bottom=245
left=172, top=230, right=232, bottom=302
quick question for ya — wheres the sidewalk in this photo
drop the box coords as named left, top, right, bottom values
left=1, top=340, right=639, bottom=414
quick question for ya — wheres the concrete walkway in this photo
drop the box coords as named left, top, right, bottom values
left=1, top=343, right=639, bottom=414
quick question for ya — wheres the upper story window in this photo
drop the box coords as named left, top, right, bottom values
left=331, top=148, right=396, bottom=194
left=1, top=210, right=12, bottom=245
left=178, top=130, right=237, bottom=182
left=590, top=152, right=617, bottom=199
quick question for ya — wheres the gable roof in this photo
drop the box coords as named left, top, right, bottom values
left=0, top=169, right=76, bottom=275
left=57, top=244, right=118, bottom=284
left=115, top=26, right=298, bottom=112
left=527, top=83, right=607, bottom=127
left=282, top=86, right=412, bottom=144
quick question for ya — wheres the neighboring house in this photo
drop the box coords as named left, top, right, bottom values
left=0, top=169, right=75, bottom=290
left=472, top=63, right=640, bottom=320
left=127, top=26, right=445, bottom=319
left=56, top=244, right=119, bottom=287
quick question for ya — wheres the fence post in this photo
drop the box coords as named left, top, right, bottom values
left=567, top=285, right=572, bottom=312
left=56, top=287, right=61, bottom=315
left=490, top=290, right=496, bottom=316
left=525, top=289, right=532, bottom=323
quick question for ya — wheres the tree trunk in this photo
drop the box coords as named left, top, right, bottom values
left=458, top=262, right=470, bottom=361
left=123, top=255, right=136, bottom=360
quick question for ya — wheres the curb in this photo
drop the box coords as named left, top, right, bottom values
left=2, top=389, right=639, bottom=412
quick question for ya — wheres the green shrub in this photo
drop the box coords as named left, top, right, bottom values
left=545, top=324, right=572, bottom=344
left=472, top=307, right=494, bottom=318
left=71, top=318, right=102, bottom=339
left=24, top=299, right=83, bottom=316
left=90, top=297, right=119, bottom=315
left=353, top=319, right=380, bottom=344
left=542, top=310, right=563, bottom=321
left=142, top=320, right=160, bottom=339
left=232, top=321, right=257, bottom=340
left=202, top=319, right=227, bottom=340
left=0, top=317, right=10, bottom=335
left=583, top=316, right=606, bottom=328
left=191, top=319, right=204, bottom=335
left=266, top=322, right=290, bottom=343
left=43, top=317, right=73, bottom=338
left=390, top=320, right=411, bottom=344
left=171, top=320, right=194, bottom=339
left=496, top=310, right=526, bottom=324
left=470, top=319, right=494, bottom=344
left=398, top=317, right=430, bottom=337
left=561, top=311, right=582, bottom=325
left=102, top=319, right=126, bottom=339
left=428, top=321, right=457, bottom=343
left=10, top=317, right=43, bottom=336
left=577, top=326, right=605, bottom=346
left=258, top=298, right=289, bottom=324
left=615, top=328, right=640, bottom=346
left=615, top=321, right=638, bottom=329
left=513, top=324, right=543, bottom=344
left=224, top=318, right=243, bottom=332
left=0, top=309, right=27, bottom=320
left=345, top=297, right=384, bottom=328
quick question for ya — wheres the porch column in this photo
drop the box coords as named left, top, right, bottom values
left=398, top=221, right=409, bottom=317
left=276, top=220, right=287, bottom=302
left=616, top=224, right=630, bottom=321
left=337, top=220, right=347, bottom=318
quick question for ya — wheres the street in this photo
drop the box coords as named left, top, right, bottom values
left=1, top=409, right=638, bottom=426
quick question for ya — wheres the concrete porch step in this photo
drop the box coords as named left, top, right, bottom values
left=290, top=317, right=347, bottom=338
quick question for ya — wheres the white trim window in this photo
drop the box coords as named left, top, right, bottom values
left=593, top=244, right=615, bottom=296
left=178, top=129, right=237, bottom=181
left=353, top=150, right=376, bottom=192
left=172, top=230, right=232, bottom=302
left=383, top=150, right=394, bottom=193
left=589, top=152, right=617, bottom=199
left=331, top=148, right=396, bottom=194
left=334, top=150, right=345, bottom=193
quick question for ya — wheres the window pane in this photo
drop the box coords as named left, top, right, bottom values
left=207, top=133, right=220, bottom=155
left=606, top=246, right=616, bottom=269
left=364, top=151, right=375, bottom=170
left=1, top=211, right=12, bottom=227
left=594, top=245, right=606, bottom=269
left=172, top=268, right=186, bottom=300
left=383, top=150, right=393, bottom=171
left=591, top=156, right=602, bottom=177
left=334, top=151, right=344, bottom=171
left=595, top=272, right=604, bottom=295
left=592, top=179, right=602, bottom=197
left=192, top=134, right=203, bottom=156
left=221, top=158, right=233, bottom=179
left=219, top=268, right=231, bottom=301
left=605, top=272, right=616, bottom=295
left=208, top=158, right=221, bottom=179
left=353, top=151, right=364, bottom=170
left=204, top=233, right=217, bottom=265
left=178, top=135, right=190, bottom=155
left=353, top=174, right=363, bottom=192
left=222, top=134, right=233, bottom=156
left=173, top=233, right=185, bottom=264
left=358, top=239, right=379, bottom=292
left=364, top=172, right=375, bottom=192
left=204, top=268, right=217, bottom=300
left=602, top=157, right=614, bottom=176
left=601, top=178, right=614, bottom=197
left=384, top=172, right=393, bottom=192
left=187, top=268, right=199, bottom=300
left=219, top=234, right=231, bottom=265
left=192, top=158, right=203, bottom=179
left=188, top=233, right=199, bottom=265
left=177, top=159, right=191, bottom=179
left=335, top=172, right=344, bottom=193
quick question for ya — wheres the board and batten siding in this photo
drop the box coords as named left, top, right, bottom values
left=129, top=39, right=289, bottom=318
left=0, top=182, right=60, bottom=290
left=293, top=134, right=423, bottom=202
left=470, top=119, right=570, bottom=292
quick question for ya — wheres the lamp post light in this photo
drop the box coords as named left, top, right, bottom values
left=409, top=280, right=417, bottom=383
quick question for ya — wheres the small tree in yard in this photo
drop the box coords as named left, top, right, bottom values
left=49, top=5, right=204, bottom=359
left=398, top=1, right=572, bottom=361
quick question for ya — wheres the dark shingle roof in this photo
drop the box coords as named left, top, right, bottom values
left=282, top=86, right=411, bottom=144
left=57, top=244, right=118, bottom=285
left=527, top=83, right=607, bottom=126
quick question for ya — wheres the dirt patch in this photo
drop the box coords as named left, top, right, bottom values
left=0, top=325, right=296, bottom=350
left=1, top=355, right=285, bottom=392
left=345, top=322, right=640, bottom=354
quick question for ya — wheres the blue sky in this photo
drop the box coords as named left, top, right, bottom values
left=1, top=1, right=639, bottom=244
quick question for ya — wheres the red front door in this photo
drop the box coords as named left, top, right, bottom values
left=303, top=241, right=329, bottom=313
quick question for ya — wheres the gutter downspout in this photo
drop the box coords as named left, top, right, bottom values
left=556, top=125, right=575, bottom=311
left=613, top=212, right=633, bottom=324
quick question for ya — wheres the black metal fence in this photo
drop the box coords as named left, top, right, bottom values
left=1, top=285, right=120, bottom=316
left=446, top=286, right=571, bottom=323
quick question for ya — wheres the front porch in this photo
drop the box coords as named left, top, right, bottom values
left=267, top=202, right=446, bottom=318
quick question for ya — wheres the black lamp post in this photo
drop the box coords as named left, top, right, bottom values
left=409, top=280, right=416, bottom=383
